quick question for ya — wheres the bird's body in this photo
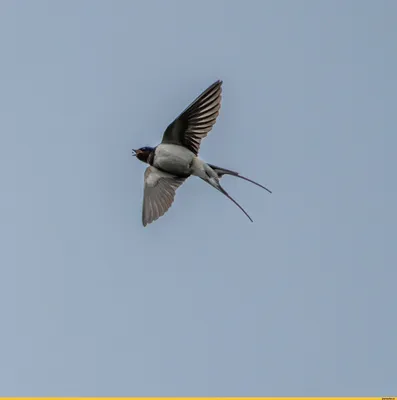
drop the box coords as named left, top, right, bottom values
left=154, top=143, right=219, bottom=183
left=133, top=80, right=271, bottom=226
left=153, top=144, right=195, bottom=177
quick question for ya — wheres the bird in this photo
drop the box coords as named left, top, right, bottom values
left=132, top=80, right=272, bottom=226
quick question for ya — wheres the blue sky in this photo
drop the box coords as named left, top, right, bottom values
left=0, top=0, right=396, bottom=396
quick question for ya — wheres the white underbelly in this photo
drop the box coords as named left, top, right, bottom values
left=154, top=144, right=195, bottom=175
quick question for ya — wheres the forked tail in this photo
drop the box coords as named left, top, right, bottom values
left=207, top=164, right=272, bottom=194
left=209, top=178, right=254, bottom=222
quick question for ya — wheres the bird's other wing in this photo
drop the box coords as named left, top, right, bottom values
left=161, top=80, right=223, bottom=156
left=142, top=166, right=187, bottom=226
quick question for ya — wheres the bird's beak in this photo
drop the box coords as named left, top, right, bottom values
left=132, top=149, right=137, bottom=156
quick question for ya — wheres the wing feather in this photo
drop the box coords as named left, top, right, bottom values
left=161, top=80, right=223, bottom=155
left=142, top=166, right=186, bottom=226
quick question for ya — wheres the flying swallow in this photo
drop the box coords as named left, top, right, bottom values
left=132, top=80, right=271, bottom=226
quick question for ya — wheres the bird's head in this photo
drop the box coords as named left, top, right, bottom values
left=132, top=146, right=155, bottom=163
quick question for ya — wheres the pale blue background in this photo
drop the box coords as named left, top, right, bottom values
left=0, top=0, right=396, bottom=396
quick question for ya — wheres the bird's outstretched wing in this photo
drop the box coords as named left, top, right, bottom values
left=142, top=166, right=187, bottom=226
left=161, top=80, right=223, bottom=155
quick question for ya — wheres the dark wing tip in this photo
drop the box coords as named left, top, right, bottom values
left=212, top=79, right=223, bottom=88
left=204, top=80, right=223, bottom=91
